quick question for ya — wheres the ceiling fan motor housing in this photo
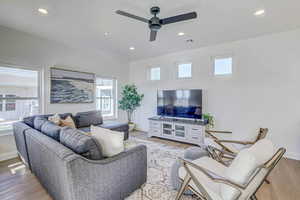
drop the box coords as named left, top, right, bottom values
left=149, top=16, right=161, bottom=31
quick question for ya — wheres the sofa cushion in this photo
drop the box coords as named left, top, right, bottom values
left=74, top=111, right=103, bottom=128
left=33, top=117, right=49, bottom=131
left=60, top=127, right=103, bottom=160
left=100, top=121, right=128, bottom=132
left=41, top=121, right=61, bottom=141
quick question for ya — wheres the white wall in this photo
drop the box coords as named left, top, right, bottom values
left=0, top=26, right=130, bottom=160
left=130, top=28, right=300, bottom=160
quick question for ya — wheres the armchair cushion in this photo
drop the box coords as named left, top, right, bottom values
left=178, top=156, right=225, bottom=200
left=221, top=149, right=257, bottom=200
left=248, top=139, right=274, bottom=165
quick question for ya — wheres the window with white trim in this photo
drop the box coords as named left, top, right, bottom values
left=0, top=66, right=40, bottom=132
left=178, top=63, right=192, bottom=78
left=96, top=77, right=117, bottom=118
left=150, top=67, right=160, bottom=81
left=214, top=57, right=233, bottom=75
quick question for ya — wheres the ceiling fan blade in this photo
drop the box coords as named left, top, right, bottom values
left=150, top=30, right=157, bottom=41
left=116, top=10, right=149, bottom=23
left=160, top=12, right=197, bottom=25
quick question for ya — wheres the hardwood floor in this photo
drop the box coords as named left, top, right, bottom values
left=0, top=132, right=299, bottom=200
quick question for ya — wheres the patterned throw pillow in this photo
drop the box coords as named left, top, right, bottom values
left=60, top=116, right=76, bottom=129
left=48, top=114, right=61, bottom=125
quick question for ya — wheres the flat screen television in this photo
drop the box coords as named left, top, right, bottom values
left=157, top=89, right=202, bottom=119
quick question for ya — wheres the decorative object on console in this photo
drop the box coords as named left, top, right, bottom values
left=50, top=68, right=95, bottom=104
left=202, top=113, right=214, bottom=129
left=119, top=84, right=144, bottom=132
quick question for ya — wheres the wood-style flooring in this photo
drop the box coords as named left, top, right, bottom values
left=0, top=131, right=299, bottom=200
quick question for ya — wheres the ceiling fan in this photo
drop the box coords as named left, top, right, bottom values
left=116, top=6, right=197, bottom=42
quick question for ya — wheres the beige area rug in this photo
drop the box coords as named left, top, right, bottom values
left=125, top=137, right=196, bottom=200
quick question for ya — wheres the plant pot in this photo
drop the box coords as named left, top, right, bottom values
left=128, top=123, right=136, bottom=132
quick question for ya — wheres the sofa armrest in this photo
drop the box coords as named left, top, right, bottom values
left=66, top=145, right=147, bottom=200
left=13, top=122, right=32, bottom=167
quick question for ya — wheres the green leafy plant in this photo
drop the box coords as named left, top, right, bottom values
left=203, top=113, right=215, bottom=129
left=119, top=84, right=144, bottom=124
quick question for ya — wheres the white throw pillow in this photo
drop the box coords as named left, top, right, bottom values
left=48, top=114, right=61, bottom=125
left=220, top=149, right=258, bottom=200
left=90, top=125, right=124, bottom=157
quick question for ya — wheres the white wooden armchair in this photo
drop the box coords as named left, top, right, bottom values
left=205, top=128, right=269, bottom=156
left=175, top=139, right=285, bottom=200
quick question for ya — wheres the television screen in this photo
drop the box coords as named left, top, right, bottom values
left=157, top=89, right=202, bottom=119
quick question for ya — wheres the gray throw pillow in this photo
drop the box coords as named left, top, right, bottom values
left=41, top=121, right=61, bottom=141
left=60, top=127, right=103, bottom=160
left=33, top=117, right=48, bottom=131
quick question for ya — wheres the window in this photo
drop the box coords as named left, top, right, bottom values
left=0, top=66, right=40, bottom=132
left=0, top=95, right=3, bottom=112
left=214, top=57, right=233, bottom=75
left=96, top=77, right=117, bottom=118
left=150, top=67, right=160, bottom=81
left=5, top=95, right=16, bottom=111
left=178, top=63, right=192, bottom=78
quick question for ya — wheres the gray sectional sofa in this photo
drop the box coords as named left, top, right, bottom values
left=13, top=111, right=147, bottom=200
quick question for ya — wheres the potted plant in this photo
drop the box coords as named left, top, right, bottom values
left=202, top=113, right=215, bottom=130
left=119, top=84, right=144, bottom=132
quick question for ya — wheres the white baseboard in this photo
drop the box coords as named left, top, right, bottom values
left=0, top=151, right=18, bottom=162
left=285, top=152, right=300, bottom=161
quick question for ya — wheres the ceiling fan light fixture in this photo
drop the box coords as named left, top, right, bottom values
left=254, top=9, right=265, bottom=16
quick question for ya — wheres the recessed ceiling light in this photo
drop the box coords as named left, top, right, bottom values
left=178, top=32, right=185, bottom=36
left=129, top=46, right=135, bottom=50
left=254, top=9, right=265, bottom=16
left=38, top=8, right=48, bottom=15
left=104, top=32, right=109, bottom=36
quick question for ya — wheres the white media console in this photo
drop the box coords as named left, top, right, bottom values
left=148, top=116, right=208, bottom=145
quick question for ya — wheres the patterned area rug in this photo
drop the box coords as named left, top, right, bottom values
left=125, top=137, right=195, bottom=200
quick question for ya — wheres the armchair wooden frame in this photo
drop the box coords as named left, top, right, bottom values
left=175, top=147, right=286, bottom=200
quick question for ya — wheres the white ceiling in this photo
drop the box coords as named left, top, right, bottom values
left=0, top=0, right=300, bottom=61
